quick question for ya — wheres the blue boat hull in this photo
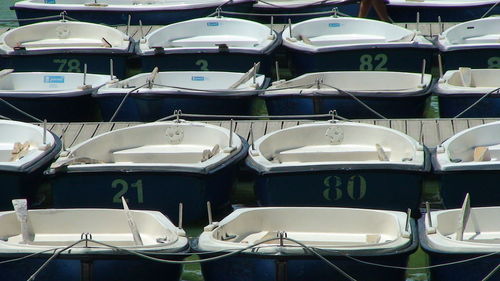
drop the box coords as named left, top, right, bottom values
left=0, top=135, right=61, bottom=210
left=419, top=222, right=499, bottom=281
left=0, top=253, right=184, bottom=281
left=97, top=94, right=257, bottom=122
left=247, top=2, right=359, bottom=23
left=197, top=223, right=418, bottom=281
left=437, top=171, right=500, bottom=208
left=264, top=93, right=430, bottom=118
left=252, top=169, right=426, bottom=217
left=0, top=94, right=100, bottom=122
left=1, top=53, right=130, bottom=79
left=385, top=4, right=500, bottom=22
left=13, top=3, right=254, bottom=25
left=440, top=48, right=500, bottom=72
left=438, top=94, right=500, bottom=118
left=47, top=142, right=247, bottom=223
left=139, top=52, right=275, bottom=76
left=287, top=48, right=435, bottom=75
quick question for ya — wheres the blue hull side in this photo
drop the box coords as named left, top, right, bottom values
left=253, top=170, right=424, bottom=217
left=247, top=2, right=359, bottom=23
left=2, top=53, right=129, bottom=79
left=287, top=48, right=435, bottom=75
left=438, top=171, right=500, bottom=208
left=49, top=169, right=238, bottom=223
left=438, top=94, right=500, bottom=118
left=263, top=96, right=316, bottom=115
left=385, top=4, right=500, bottom=22
left=13, top=3, right=254, bottom=25
left=97, top=94, right=256, bottom=122
left=0, top=255, right=183, bottom=281
left=0, top=95, right=100, bottom=122
left=440, top=49, right=500, bottom=72
left=139, top=53, right=275, bottom=76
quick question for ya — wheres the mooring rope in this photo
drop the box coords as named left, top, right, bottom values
left=453, top=87, right=500, bottom=119
left=481, top=0, right=500, bottom=18
left=108, top=82, right=148, bottom=122
left=0, top=98, right=43, bottom=123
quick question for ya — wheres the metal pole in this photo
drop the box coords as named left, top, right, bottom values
left=421, top=59, right=426, bottom=84
left=207, top=201, right=213, bottom=225
left=425, top=201, right=432, bottom=228
left=110, top=59, right=114, bottom=80
left=178, top=203, right=183, bottom=230
left=275, top=61, right=280, bottom=81
left=229, top=119, right=233, bottom=148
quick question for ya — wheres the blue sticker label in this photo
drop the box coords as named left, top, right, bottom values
left=328, top=23, right=341, bottom=27
left=191, top=76, right=205, bottom=81
left=207, top=22, right=219, bottom=27
left=44, top=76, right=65, bottom=83
left=45, top=0, right=56, bottom=3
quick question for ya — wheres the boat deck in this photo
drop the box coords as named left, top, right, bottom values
left=42, top=118, right=497, bottom=149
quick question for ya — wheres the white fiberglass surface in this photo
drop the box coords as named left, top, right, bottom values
left=1, top=21, right=129, bottom=51
left=255, top=123, right=418, bottom=164
left=254, top=0, right=347, bottom=7
left=441, top=17, right=500, bottom=46
left=0, top=121, right=55, bottom=165
left=268, top=72, right=430, bottom=94
left=442, top=121, right=500, bottom=163
left=388, top=0, right=499, bottom=6
left=106, top=71, right=264, bottom=91
left=19, top=0, right=229, bottom=6
left=285, top=18, right=412, bottom=45
left=145, top=18, right=272, bottom=50
left=0, top=209, right=176, bottom=248
left=0, top=72, right=110, bottom=92
left=209, top=208, right=409, bottom=249
left=426, top=207, right=500, bottom=251
left=63, top=122, right=239, bottom=166
left=445, top=69, right=500, bottom=88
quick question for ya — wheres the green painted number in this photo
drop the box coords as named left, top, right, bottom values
left=112, top=179, right=144, bottom=203
left=195, top=59, right=209, bottom=71
left=323, top=175, right=367, bottom=201
left=487, top=57, right=500, bottom=69
left=359, top=54, right=388, bottom=71
left=53, top=59, right=82, bottom=72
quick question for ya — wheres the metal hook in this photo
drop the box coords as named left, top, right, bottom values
left=329, top=110, right=338, bottom=123
left=216, top=7, right=222, bottom=18
left=80, top=232, right=92, bottom=247
left=60, top=11, right=67, bottom=21
left=174, top=110, right=182, bottom=123
left=332, top=7, right=338, bottom=17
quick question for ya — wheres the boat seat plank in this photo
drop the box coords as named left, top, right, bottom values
left=170, top=35, right=260, bottom=48
left=473, top=146, right=490, bottom=162
left=463, top=34, right=500, bottom=44
left=306, top=34, right=387, bottom=46
left=276, top=145, right=391, bottom=162
left=21, top=38, right=109, bottom=49
left=112, top=144, right=212, bottom=163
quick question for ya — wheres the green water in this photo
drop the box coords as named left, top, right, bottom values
left=0, top=0, right=17, bottom=26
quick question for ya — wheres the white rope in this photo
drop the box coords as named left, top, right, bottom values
left=0, top=98, right=43, bottom=122
left=109, top=83, right=148, bottom=122
left=453, top=87, right=500, bottom=118
left=481, top=1, right=500, bottom=18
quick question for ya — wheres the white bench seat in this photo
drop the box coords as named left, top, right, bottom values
left=307, top=34, right=387, bottom=46
left=276, top=145, right=391, bottom=163
left=170, top=35, right=260, bottom=48
left=112, top=144, right=212, bottom=164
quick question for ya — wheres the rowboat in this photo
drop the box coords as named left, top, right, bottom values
left=385, top=0, right=500, bottom=22
left=0, top=120, right=61, bottom=210
left=0, top=202, right=188, bottom=281
left=95, top=67, right=266, bottom=121
left=246, top=121, right=430, bottom=215
left=137, top=17, right=280, bottom=75
left=46, top=121, right=248, bottom=223
left=437, top=17, right=500, bottom=72
left=282, top=17, right=435, bottom=75
left=433, top=121, right=500, bottom=208
left=0, top=20, right=134, bottom=78
left=195, top=207, right=417, bottom=281
left=0, top=70, right=113, bottom=121
left=434, top=68, right=500, bottom=118
left=12, top=0, right=255, bottom=25
left=261, top=71, right=433, bottom=118
left=420, top=198, right=500, bottom=281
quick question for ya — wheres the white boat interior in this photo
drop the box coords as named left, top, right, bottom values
left=198, top=207, right=412, bottom=254
left=247, top=122, right=425, bottom=173
left=423, top=206, right=500, bottom=253
left=438, top=17, right=500, bottom=51
left=253, top=0, right=350, bottom=8
left=0, top=71, right=112, bottom=96
left=52, top=121, right=243, bottom=173
left=434, top=121, right=500, bottom=171
left=0, top=21, right=131, bottom=53
left=139, top=17, right=277, bottom=55
left=263, top=71, right=432, bottom=96
left=0, top=208, right=187, bottom=253
left=98, top=71, right=265, bottom=95
left=435, top=68, right=500, bottom=95
left=387, top=0, right=500, bottom=7
left=14, top=0, right=250, bottom=10
left=282, top=17, right=432, bottom=52
left=0, top=120, right=57, bottom=171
